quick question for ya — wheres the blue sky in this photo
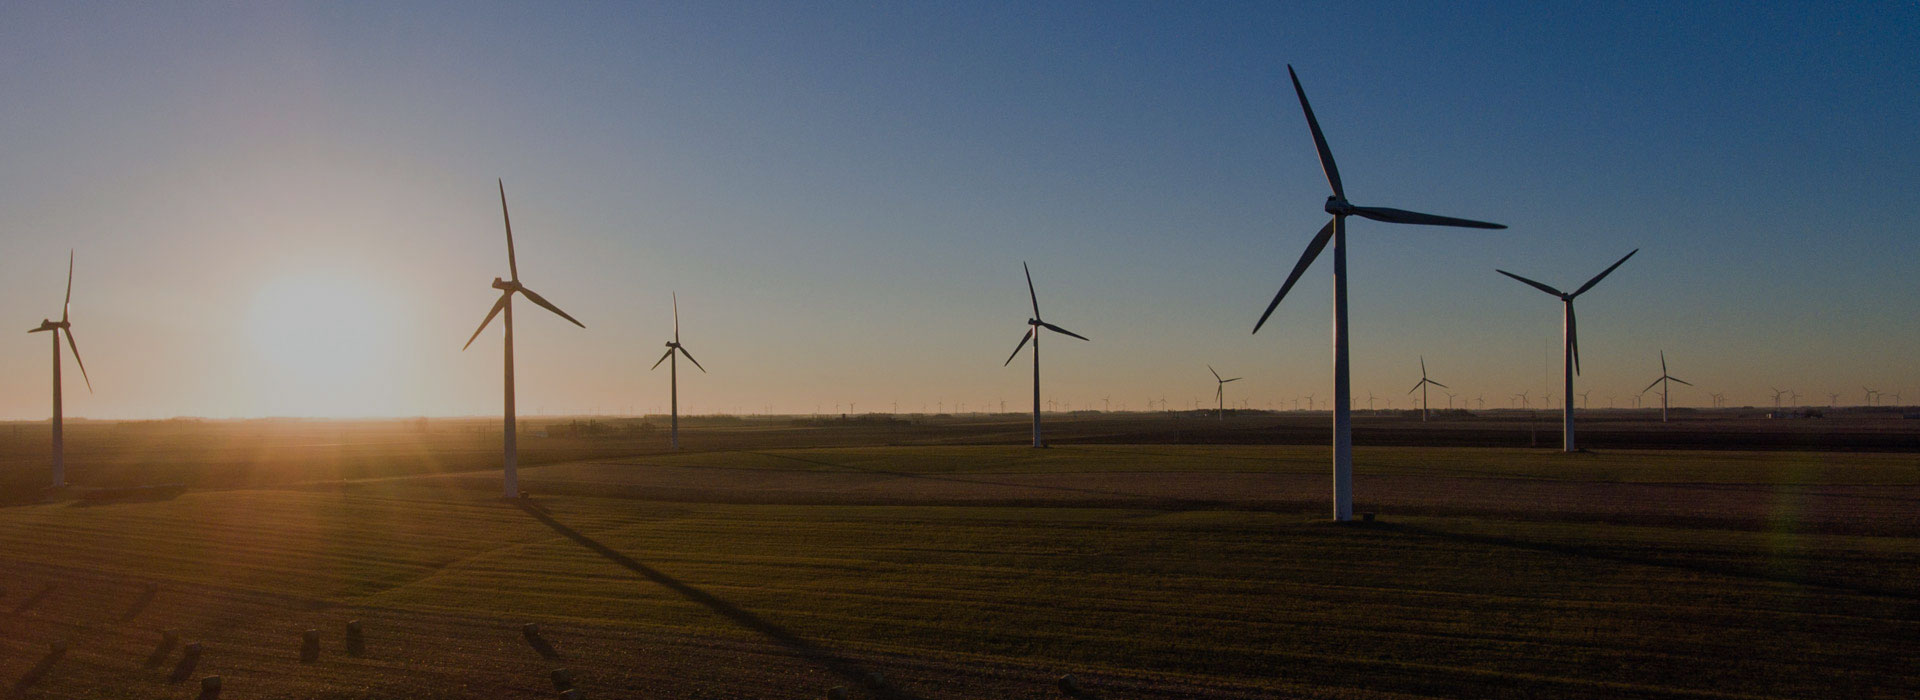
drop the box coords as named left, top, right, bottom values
left=0, top=2, right=1914, bottom=418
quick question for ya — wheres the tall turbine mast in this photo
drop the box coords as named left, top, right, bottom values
left=1495, top=249, right=1637, bottom=452
left=1251, top=66, right=1503, bottom=521
left=650, top=293, right=706, bottom=449
left=1408, top=356, right=1448, bottom=422
left=462, top=180, right=585, bottom=498
left=1210, top=365, right=1242, bottom=420
left=1639, top=351, right=1692, bottom=423
left=1004, top=263, right=1088, bottom=448
left=28, top=251, right=92, bottom=488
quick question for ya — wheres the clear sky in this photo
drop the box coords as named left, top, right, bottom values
left=1, top=2, right=1915, bottom=419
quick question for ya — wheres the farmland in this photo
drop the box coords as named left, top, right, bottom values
left=0, top=414, right=1915, bottom=698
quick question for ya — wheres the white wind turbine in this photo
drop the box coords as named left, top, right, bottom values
left=1407, top=356, right=1448, bottom=422
left=1004, top=263, right=1088, bottom=448
left=1209, top=365, right=1241, bottom=420
left=462, top=180, right=585, bottom=499
left=28, top=251, right=92, bottom=488
left=1640, top=351, right=1692, bottom=422
left=1496, top=249, right=1636, bottom=452
left=649, top=293, right=706, bottom=449
left=1251, top=66, right=1505, bottom=521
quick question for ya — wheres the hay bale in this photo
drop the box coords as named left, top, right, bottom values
left=301, top=629, right=321, bottom=663
left=549, top=668, right=575, bottom=690
left=864, top=671, right=886, bottom=689
left=345, top=619, right=365, bottom=656
left=558, top=690, right=583, bottom=700
left=201, top=676, right=222, bottom=694
left=827, top=686, right=849, bottom=700
left=1058, top=673, right=1082, bottom=696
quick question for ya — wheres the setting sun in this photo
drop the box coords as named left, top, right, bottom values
left=244, top=271, right=399, bottom=415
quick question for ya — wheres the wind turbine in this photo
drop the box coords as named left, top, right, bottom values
left=1640, top=351, right=1692, bottom=422
left=28, top=251, right=91, bottom=488
left=1579, top=390, right=1591, bottom=409
left=1251, top=65, right=1504, bottom=521
left=649, top=293, right=706, bottom=449
left=462, top=180, right=585, bottom=499
left=1864, top=387, right=1878, bottom=407
left=1496, top=249, right=1634, bottom=452
left=1769, top=387, right=1787, bottom=410
left=1004, top=263, right=1088, bottom=448
left=1827, top=392, right=1840, bottom=408
left=1209, top=365, right=1241, bottom=420
left=1405, top=356, right=1449, bottom=422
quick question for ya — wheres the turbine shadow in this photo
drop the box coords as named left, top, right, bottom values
left=740, top=451, right=1181, bottom=503
left=1370, top=521, right=1920, bottom=603
left=514, top=501, right=924, bottom=699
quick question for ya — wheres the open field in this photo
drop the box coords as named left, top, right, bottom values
left=0, top=417, right=1915, bottom=698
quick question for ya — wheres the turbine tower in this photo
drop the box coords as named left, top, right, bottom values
left=650, top=293, right=706, bottom=449
left=1407, top=356, right=1448, bottom=422
left=1496, top=249, right=1637, bottom=452
left=1640, top=351, right=1692, bottom=423
left=1252, top=66, right=1504, bottom=521
left=28, top=251, right=91, bottom=488
left=462, top=180, right=585, bottom=499
left=1210, top=365, right=1241, bottom=420
left=1004, top=263, right=1088, bottom=448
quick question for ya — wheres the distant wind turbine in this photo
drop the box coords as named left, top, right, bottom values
left=649, top=293, right=706, bottom=449
left=1827, top=392, right=1840, bottom=408
left=1640, top=351, right=1692, bottom=422
left=1249, top=66, right=1504, bottom=522
left=1769, top=387, right=1787, bottom=410
left=1496, top=249, right=1637, bottom=452
left=1405, top=356, right=1443, bottom=421
left=1004, top=263, right=1088, bottom=448
left=1863, top=387, right=1878, bottom=407
left=28, top=251, right=91, bottom=488
left=462, top=180, right=585, bottom=499
left=1209, top=365, right=1241, bottom=420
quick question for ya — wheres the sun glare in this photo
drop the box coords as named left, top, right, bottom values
left=246, top=272, right=396, bottom=413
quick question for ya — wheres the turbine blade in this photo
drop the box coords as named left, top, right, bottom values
left=1003, top=328, right=1033, bottom=366
left=1253, top=217, right=1336, bottom=333
left=1409, top=380, right=1424, bottom=395
left=678, top=345, right=707, bottom=373
left=1661, top=351, right=1668, bottom=374
left=64, top=328, right=91, bottom=393
left=1642, top=376, right=1664, bottom=394
left=1023, top=262, right=1040, bottom=318
left=1209, top=365, right=1222, bottom=382
left=1669, top=376, right=1693, bottom=387
left=499, top=179, right=518, bottom=282
left=1223, top=377, right=1241, bottom=383
left=1350, top=206, right=1505, bottom=229
left=519, top=287, right=585, bottom=328
left=63, top=250, right=74, bottom=322
left=673, top=292, right=680, bottom=342
left=1571, top=248, right=1638, bottom=297
left=650, top=347, right=674, bottom=370
left=1496, top=269, right=1565, bottom=297
left=1041, top=322, right=1088, bottom=341
left=1287, top=65, right=1343, bottom=198
left=1429, top=380, right=1449, bottom=389
left=462, top=293, right=510, bottom=351
left=1569, top=302, right=1580, bottom=376
left=1420, top=355, right=1427, bottom=377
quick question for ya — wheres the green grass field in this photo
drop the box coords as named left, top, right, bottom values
left=0, top=442, right=1915, bottom=698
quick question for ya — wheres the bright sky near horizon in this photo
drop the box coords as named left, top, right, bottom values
left=1, top=2, right=1915, bottom=420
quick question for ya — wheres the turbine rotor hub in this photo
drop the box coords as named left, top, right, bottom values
left=1323, top=196, right=1354, bottom=216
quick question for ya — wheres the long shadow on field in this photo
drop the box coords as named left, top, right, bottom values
left=515, top=501, right=925, bottom=699
left=1374, top=521, right=1920, bottom=602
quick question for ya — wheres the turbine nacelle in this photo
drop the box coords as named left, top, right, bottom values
left=1323, top=196, right=1354, bottom=216
left=491, top=278, right=521, bottom=292
left=30, top=319, right=65, bottom=333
